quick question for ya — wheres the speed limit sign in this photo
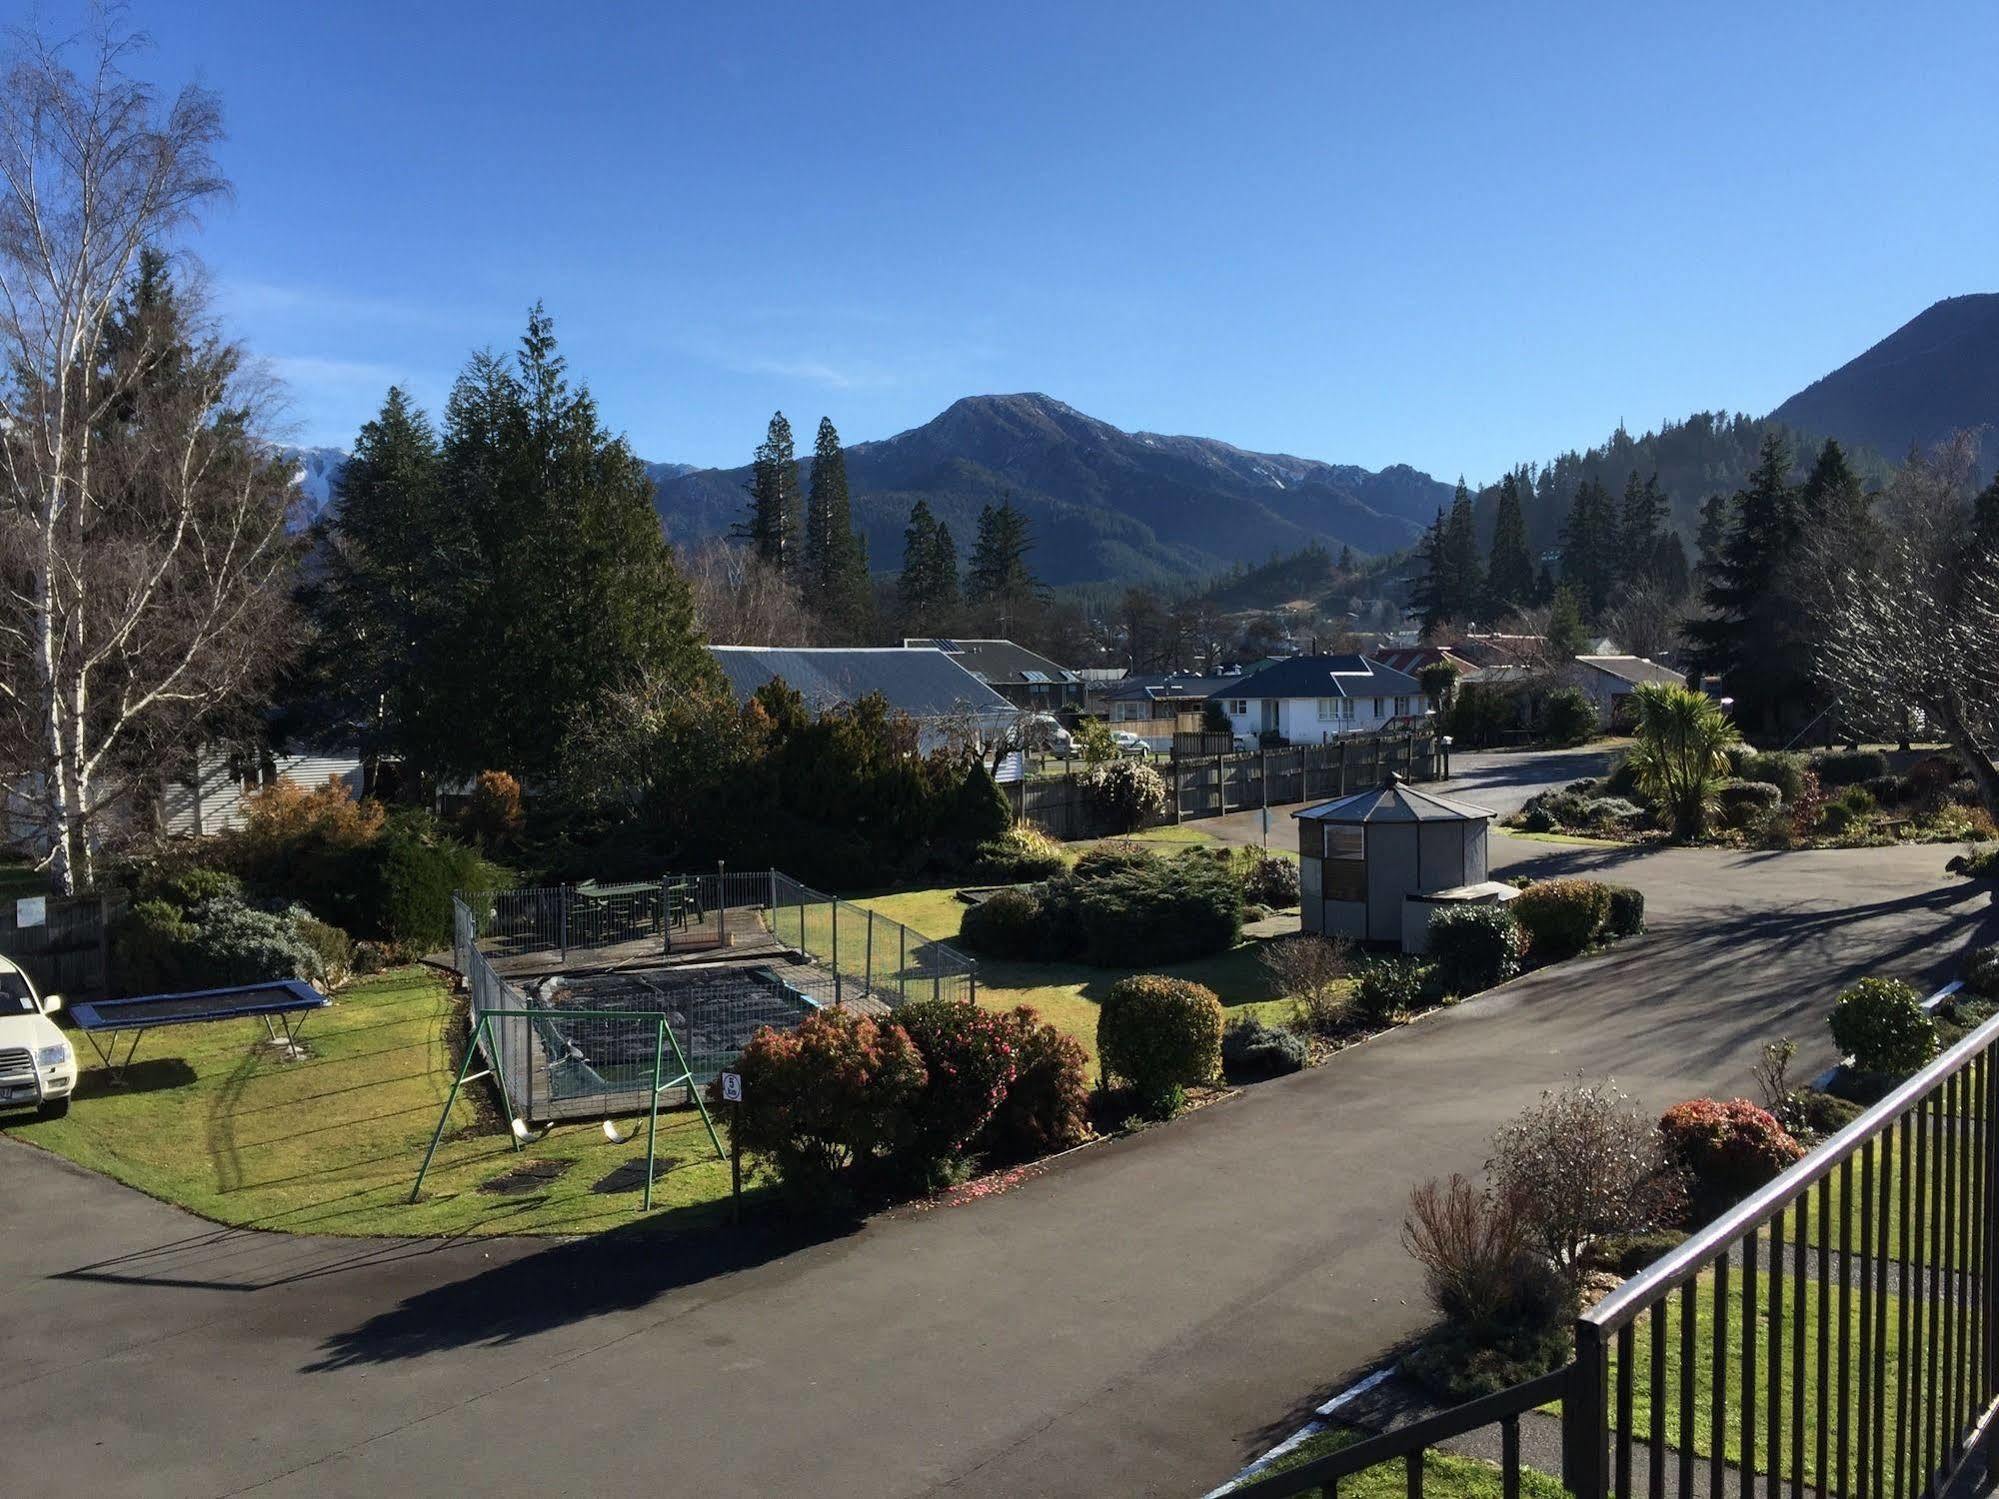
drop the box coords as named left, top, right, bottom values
left=720, top=1072, right=743, bottom=1102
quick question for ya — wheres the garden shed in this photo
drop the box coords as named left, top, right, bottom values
left=1294, top=776, right=1499, bottom=947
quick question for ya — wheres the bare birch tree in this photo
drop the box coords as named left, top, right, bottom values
left=684, top=537, right=819, bottom=647
left=0, top=21, right=293, bottom=891
left=1809, top=431, right=1999, bottom=816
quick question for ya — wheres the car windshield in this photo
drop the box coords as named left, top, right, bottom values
left=0, top=971, right=37, bottom=1015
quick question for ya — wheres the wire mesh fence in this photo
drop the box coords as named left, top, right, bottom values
left=453, top=870, right=976, bottom=1122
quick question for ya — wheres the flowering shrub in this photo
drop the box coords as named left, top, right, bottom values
left=985, top=1006, right=1092, bottom=1159
left=1084, top=758, right=1167, bottom=833
left=1659, top=1097, right=1804, bottom=1216
left=715, top=1009, right=928, bottom=1209
left=1829, top=977, right=1938, bottom=1076
left=895, top=998, right=1021, bottom=1184
left=1097, top=974, right=1224, bottom=1116
left=1510, top=877, right=1613, bottom=959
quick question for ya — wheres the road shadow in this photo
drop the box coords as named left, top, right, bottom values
left=302, top=1211, right=853, bottom=1371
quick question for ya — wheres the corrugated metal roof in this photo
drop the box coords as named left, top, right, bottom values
left=1293, top=780, right=1495, bottom=824
left=899, top=637, right=1079, bottom=686
left=1210, top=654, right=1425, bottom=701
left=709, top=646, right=1014, bottom=720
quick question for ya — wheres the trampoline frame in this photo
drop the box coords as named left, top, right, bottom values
left=410, top=1006, right=726, bottom=1212
left=68, top=981, right=330, bottom=1082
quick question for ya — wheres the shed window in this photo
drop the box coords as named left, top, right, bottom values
left=1322, top=824, right=1366, bottom=902
left=1228, top=698, right=1247, bottom=715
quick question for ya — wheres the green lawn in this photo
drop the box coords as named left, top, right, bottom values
left=1544, top=1265, right=1938, bottom=1491
left=1223, top=1423, right=1565, bottom=1499
left=860, top=885, right=1304, bottom=1064
left=1805, top=1114, right=1985, bottom=1270
left=1, top=966, right=739, bottom=1238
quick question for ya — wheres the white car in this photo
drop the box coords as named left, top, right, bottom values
left=0, top=954, right=75, bottom=1119
left=1111, top=730, right=1149, bottom=755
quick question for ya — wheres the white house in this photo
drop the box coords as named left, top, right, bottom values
left=164, top=747, right=367, bottom=837
left=1208, top=654, right=1430, bottom=746
left=1568, top=655, right=1686, bottom=730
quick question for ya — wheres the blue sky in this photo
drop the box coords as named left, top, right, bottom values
left=93, top=0, right=1999, bottom=478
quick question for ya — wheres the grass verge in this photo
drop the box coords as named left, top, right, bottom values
left=1, top=966, right=738, bottom=1238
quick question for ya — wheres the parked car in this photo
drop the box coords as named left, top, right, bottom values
left=1021, top=713, right=1073, bottom=755
left=0, top=954, right=75, bottom=1119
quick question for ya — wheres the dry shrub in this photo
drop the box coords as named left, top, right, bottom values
left=237, top=775, right=385, bottom=853
left=1403, top=1174, right=1534, bottom=1338
left=1260, top=933, right=1354, bottom=1035
left=1488, top=1078, right=1684, bottom=1286
left=463, top=769, right=524, bottom=845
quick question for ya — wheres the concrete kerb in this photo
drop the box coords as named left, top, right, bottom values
left=1200, top=1366, right=1396, bottom=1498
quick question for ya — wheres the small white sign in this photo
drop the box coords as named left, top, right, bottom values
left=720, top=1071, right=743, bottom=1103
left=15, top=896, right=45, bottom=928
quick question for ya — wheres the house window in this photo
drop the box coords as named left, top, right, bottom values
left=1323, top=824, right=1366, bottom=902
left=1340, top=698, right=1356, bottom=723
left=1395, top=696, right=1410, bottom=716
left=1371, top=697, right=1385, bottom=717
left=1228, top=699, right=1247, bottom=716
left=1317, top=697, right=1337, bottom=721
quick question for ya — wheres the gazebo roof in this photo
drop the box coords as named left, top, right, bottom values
left=1292, top=778, right=1495, bottom=825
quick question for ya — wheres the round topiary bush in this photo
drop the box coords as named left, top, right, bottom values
left=1353, top=954, right=1428, bottom=1024
left=957, top=888, right=1045, bottom=960
left=1963, top=944, right=1999, bottom=999
left=1738, top=751, right=1808, bottom=803
left=1659, top=1097, right=1805, bottom=1217
left=1084, top=759, right=1168, bottom=833
left=1716, top=779, right=1784, bottom=829
left=1539, top=687, right=1598, bottom=748
left=1813, top=749, right=1889, bottom=787
left=1829, top=977, right=1939, bottom=1076
left=1097, top=974, right=1225, bottom=1115
left=1604, top=884, right=1646, bottom=939
left=1426, top=903, right=1522, bottom=996
left=1220, top=1016, right=1308, bottom=1079
left=1510, top=877, right=1613, bottom=959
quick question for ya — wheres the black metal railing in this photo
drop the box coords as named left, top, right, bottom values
left=1228, top=1003, right=1999, bottom=1499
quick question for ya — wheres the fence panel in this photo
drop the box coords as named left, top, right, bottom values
left=0, top=890, right=123, bottom=999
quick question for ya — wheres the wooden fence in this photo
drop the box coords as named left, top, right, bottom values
left=1008, top=729, right=1441, bottom=840
left=0, top=889, right=122, bottom=1000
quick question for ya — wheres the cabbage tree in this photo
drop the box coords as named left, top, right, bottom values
left=1626, top=683, right=1741, bottom=840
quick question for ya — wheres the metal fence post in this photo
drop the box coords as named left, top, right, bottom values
left=899, top=924, right=908, bottom=1007
left=716, top=859, right=727, bottom=946
left=558, top=885, right=568, bottom=961
left=1562, top=1319, right=1609, bottom=1499
left=864, top=910, right=874, bottom=1002
left=832, top=899, right=842, bottom=1007
left=968, top=959, right=977, bottom=1009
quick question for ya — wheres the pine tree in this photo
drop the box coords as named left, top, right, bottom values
left=1442, top=480, right=1484, bottom=621
left=1485, top=471, right=1536, bottom=616
left=309, top=387, right=454, bottom=766
left=433, top=305, right=715, bottom=780
left=737, top=411, right=801, bottom=572
left=966, top=494, right=1038, bottom=634
left=1799, top=438, right=1873, bottom=555
left=1408, top=510, right=1449, bottom=634
left=805, top=416, right=873, bottom=641
left=1683, top=431, right=1814, bottom=726
left=1558, top=478, right=1618, bottom=619
left=1546, top=584, right=1587, bottom=659
left=1617, top=471, right=1668, bottom=585
left=898, top=499, right=959, bottom=636
left=1694, top=493, right=1732, bottom=580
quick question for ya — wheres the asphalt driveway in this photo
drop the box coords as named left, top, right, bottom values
left=2, top=836, right=1991, bottom=1499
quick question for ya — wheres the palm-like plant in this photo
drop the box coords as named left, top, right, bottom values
left=1625, top=682, right=1740, bottom=841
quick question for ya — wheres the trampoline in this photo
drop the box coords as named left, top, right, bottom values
left=69, top=980, right=330, bottom=1079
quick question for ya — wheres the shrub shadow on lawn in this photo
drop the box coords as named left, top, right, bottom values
left=303, top=1211, right=855, bottom=1371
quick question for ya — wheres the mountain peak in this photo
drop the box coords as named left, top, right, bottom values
left=1770, top=293, right=1999, bottom=469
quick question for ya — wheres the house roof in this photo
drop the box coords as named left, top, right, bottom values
left=708, top=646, right=1014, bottom=720
left=1104, top=672, right=1240, bottom=703
left=1370, top=646, right=1477, bottom=678
left=1293, top=779, right=1496, bottom=825
left=1207, top=653, right=1424, bottom=702
left=1575, top=655, right=1685, bottom=688
left=901, top=637, right=1079, bottom=687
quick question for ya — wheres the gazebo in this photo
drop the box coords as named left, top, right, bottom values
left=1293, top=776, right=1509, bottom=949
